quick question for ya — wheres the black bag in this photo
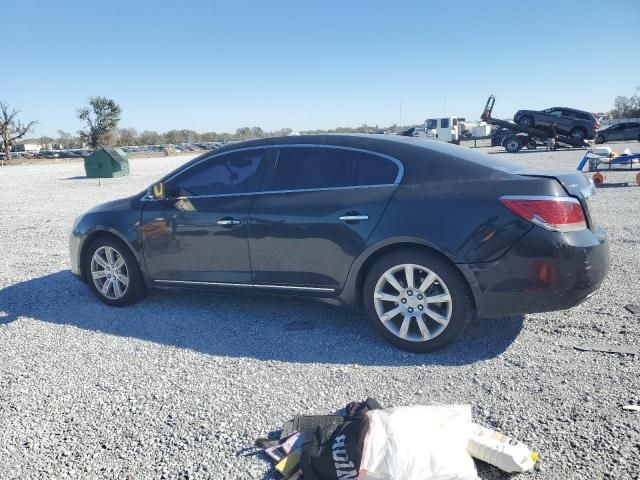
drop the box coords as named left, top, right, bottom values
left=300, top=419, right=367, bottom=480
left=298, top=398, right=382, bottom=480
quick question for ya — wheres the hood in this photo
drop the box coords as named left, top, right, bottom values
left=87, top=194, right=139, bottom=214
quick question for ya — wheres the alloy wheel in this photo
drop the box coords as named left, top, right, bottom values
left=373, top=264, right=452, bottom=342
left=519, top=116, right=533, bottom=128
left=90, top=246, right=129, bottom=300
left=571, top=129, right=585, bottom=141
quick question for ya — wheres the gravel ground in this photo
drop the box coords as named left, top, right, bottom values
left=0, top=142, right=639, bottom=479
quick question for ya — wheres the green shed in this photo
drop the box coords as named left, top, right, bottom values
left=84, top=148, right=129, bottom=178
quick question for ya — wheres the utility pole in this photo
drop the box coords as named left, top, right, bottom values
left=443, top=96, right=447, bottom=116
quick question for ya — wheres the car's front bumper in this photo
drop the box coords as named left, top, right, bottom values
left=465, top=225, right=609, bottom=318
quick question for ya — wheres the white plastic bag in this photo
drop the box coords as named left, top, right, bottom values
left=359, top=405, right=478, bottom=480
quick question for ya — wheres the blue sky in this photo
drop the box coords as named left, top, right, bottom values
left=3, top=0, right=639, bottom=137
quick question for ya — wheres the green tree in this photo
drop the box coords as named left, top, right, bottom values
left=117, top=127, right=139, bottom=146
left=77, top=96, right=121, bottom=148
left=139, top=130, right=162, bottom=145
left=250, top=126, right=264, bottom=138
left=0, top=101, right=38, bottom=165
left=235, top=127, right=251, bottom=139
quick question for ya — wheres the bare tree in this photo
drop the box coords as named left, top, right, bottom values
left=0, top=101, right=38, bottom=165
left=77, top=97, right=121, bottom=148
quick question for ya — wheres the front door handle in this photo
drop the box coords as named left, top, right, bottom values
left=217, top=217, right=241, bottom=227
left=339, top=214, right=369, bottom=222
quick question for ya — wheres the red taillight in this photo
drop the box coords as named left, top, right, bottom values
left=595, top=120, right=601, bottom=129
left=500, top=196, right=587, bottom=232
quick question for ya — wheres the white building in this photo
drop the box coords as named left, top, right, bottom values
left=13, top=143, right=42, bottom=152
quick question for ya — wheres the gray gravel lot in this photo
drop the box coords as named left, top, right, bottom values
left=1, top=143, right=639, bottom=479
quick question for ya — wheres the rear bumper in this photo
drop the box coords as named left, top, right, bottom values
left=464, top=225, right=609, bottom=318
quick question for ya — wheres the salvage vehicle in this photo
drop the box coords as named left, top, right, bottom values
left=514, top=106, right=599, bottom=141
left=70, top=135, right=609, bottom=352
left=482, top=96, right=588, bottom=152
left=595, top=122, right=640, bottom=144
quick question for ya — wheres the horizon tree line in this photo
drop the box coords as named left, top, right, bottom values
left=1, top=87, right=639, bottom=163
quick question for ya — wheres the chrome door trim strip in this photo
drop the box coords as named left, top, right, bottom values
left=253, top=284, right=335, bottom=292
left=154, top=279, right=335, bottom=293
left=154, top=279, right=253, bottom=288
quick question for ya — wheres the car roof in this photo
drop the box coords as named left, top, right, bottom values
left=164, top=134, right=526, bottom=185
left=552, top=107, right=594, bottom=116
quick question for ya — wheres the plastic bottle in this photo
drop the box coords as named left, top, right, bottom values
left=466, top=423, right=538, bottom=473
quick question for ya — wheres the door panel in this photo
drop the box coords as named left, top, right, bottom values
left=141, top=196, right=251, bottom=283
left=249, top=186, right=396, bottom=288
left=558, top=110, right=576, bottom=134
left=623, top=124, right=640, bottom=140
left=140, top=148, right=269, bottom=284
left=608, top=124, right=624, bottom=141
left=248, top=145, right=400, bottom=290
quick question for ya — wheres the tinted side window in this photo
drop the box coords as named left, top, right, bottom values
left=269, top=147, right=356, bottom=190
left=169, top=149, right=265, bottom=197
left=441, top=118, right=450, bottom=128
left=355, top=152, right=399, bottom=185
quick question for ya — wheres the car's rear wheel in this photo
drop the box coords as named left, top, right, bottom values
left=504, top=136, right=523, bottom=153
left=596, top=134, right=605, bottom=144
left=362, top=250, right=474, bottom=352
left=517, top=115, right=534, bottom=128
left=570, top=127, right=587, bottom=141
left=85, top=236, right=146, bottom=306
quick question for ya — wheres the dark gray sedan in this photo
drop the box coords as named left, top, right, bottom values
left=596, top=122, right=640, bottom=144
left=70, top=135, right=609, bottom=352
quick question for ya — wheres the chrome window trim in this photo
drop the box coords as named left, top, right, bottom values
left=141, top=143, right=404, bottom=201
left=154, top=279, right=335, bottom=293
left=144, top=183, right=398, bottom=201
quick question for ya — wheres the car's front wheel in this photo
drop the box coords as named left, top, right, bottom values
left=85, top=237, right=146, bottom=306
left=362, top=250, right=474, bottom=352
left=595, top=134, right=605, bottom=144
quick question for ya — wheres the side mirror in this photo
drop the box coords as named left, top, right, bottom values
left=149, top=181, right=166, bottom=200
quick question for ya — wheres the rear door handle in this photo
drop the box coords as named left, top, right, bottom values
left=339, top=214, right=369, bottom=222
left=217, top=218, right=241, bottom=226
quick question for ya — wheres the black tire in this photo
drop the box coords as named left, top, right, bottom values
left=84, top=236, right=147, bottom=306
left=526, top=140, right=537, bottom=150
left=569, top=127, right=586, bottom=141
left=517, top=115, right=534, bottom=128
left=595, top=134, right=605, bottom=144
left=362, top=249, right=475, bottom=352
left=504, top=136, right=523, bottom=153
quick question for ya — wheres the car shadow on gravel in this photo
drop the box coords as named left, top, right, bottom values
left=0, top=271, right=524, bottom=366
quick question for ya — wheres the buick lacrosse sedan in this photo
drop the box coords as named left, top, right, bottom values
left=70, top=135, right=609, bottom=352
